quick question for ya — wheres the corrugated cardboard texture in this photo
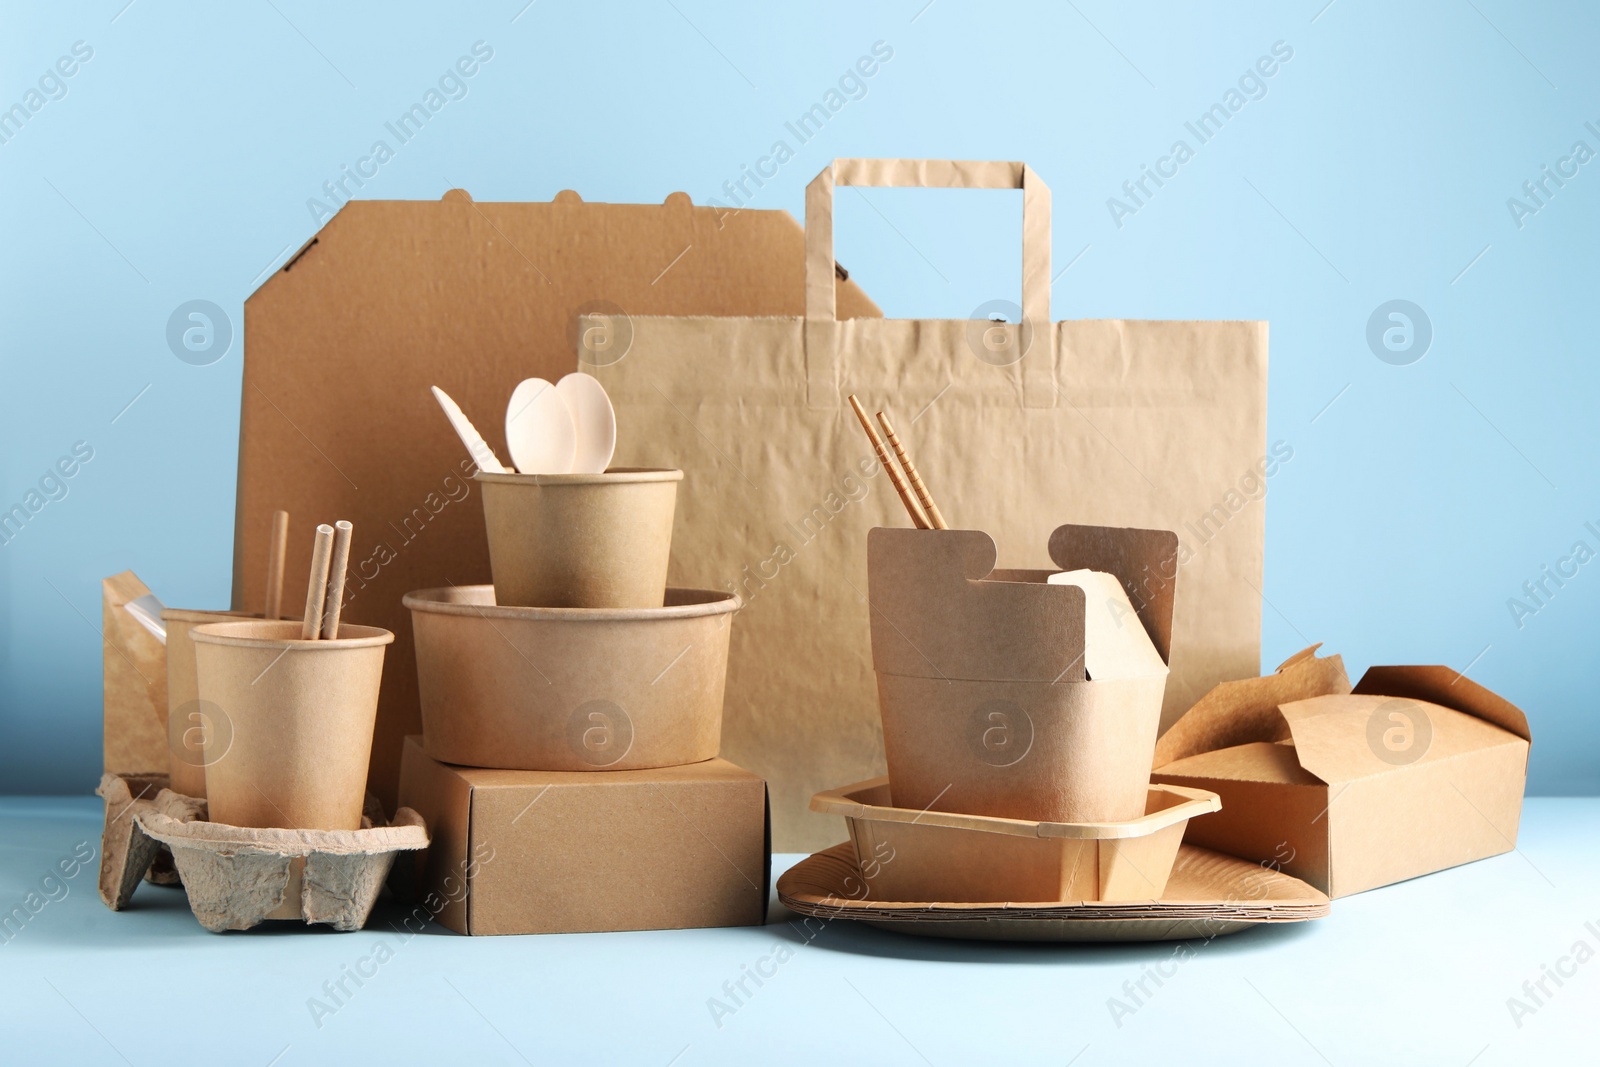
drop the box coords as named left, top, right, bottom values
left=1153, top=650, right=1531, bottom=897
left=235, top=192, right=880, bottom=812
left=101, top=572, right=168, bottom=775
left=398, top=737, right=769, bottom=935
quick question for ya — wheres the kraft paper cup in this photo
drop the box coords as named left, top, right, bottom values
left=476, top=468, right=681, bottom=609
left=161, top=608, right=261, bottom=799
left=404, top=584, right=739, bottom=771
left=191, top=620, right=392, bottom=832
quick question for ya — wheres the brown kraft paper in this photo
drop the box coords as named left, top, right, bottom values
left=592, top=159, right=1268, bottom=849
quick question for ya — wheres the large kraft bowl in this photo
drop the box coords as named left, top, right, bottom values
left=404, top=585, right=740, bottom=771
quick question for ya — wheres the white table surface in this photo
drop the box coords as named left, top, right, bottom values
left=1, top=796, right=1594, bottom=1065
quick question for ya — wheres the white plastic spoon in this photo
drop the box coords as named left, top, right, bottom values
left=505, top=377, right=576, bottom=475
left=556, top=372, right=616, bottom=475
left=432, top=387, right=509, bottom=474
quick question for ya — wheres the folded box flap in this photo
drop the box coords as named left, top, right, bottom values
left=1278, top=692, right=1527, bottom=784
left=1155, top=739, right=1324, bottom=786
left=867, top=524, right=1179, bottom=682
left=1048, top=524, right=1179, bottom=665
left=1046, top=569, right=1169, bottom=680
left=867, top=528, right=1087, bottom=681
left=1154, top=644, right=1350, bottom=767
left=1352, top=665, right=1530, bottom=742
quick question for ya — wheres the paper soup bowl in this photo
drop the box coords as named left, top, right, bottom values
left=475, top=468, right=682, bottom=609
left=404, top=584, right=739, bottom=771
left=161, top=607, right=298, bottom=800
left=191, top=620, right=392, bottom=831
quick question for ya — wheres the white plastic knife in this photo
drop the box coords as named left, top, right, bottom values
left=431, top=386, right=510, bottom=474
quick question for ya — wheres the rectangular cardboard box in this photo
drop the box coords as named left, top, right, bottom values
left=397, top=737, right=769, bottom=935
left=1151, top=646, right=1531, bottom=898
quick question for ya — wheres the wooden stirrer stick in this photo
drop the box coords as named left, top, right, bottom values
left=847, top=395, right=928, bottom=529
left=875, top=411, right=947, bottom=530
left=264, top=510, right=289, bottom=620
left=300, top=524, right=335, bottom=640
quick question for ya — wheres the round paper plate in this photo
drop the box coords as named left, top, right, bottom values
left=777, top=843, right=1329, bottom=942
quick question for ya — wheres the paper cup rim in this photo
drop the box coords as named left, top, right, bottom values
left=190, top=619, right=395, bottom=650
left=403, top=584, right=740, bottom=622
left=473, top=467, right=682, bottom=486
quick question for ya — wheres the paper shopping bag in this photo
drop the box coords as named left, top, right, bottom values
left=590, top=159, right=1268, bottom=850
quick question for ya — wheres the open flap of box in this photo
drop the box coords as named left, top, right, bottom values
left=866, top=524, right=1176, bottom=683
left=1155, top=647, right=1532, bottom=786
left=1352, top=664, right=1530, bottom=742
left=1268, top=662, right=1532, bottom=786
left=1153, top=644, right=1351, bottom=772
left=1048, top=523, right=1179, bottom=665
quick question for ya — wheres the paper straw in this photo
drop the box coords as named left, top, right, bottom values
left=300, top=524, right=335, bottom=641
left=321, top=520, right=353, bottom=640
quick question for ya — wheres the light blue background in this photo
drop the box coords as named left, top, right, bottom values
left=3, top=0, right=1596, bottom=796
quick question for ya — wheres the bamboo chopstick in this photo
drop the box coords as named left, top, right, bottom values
left=848, top=395, right=928, bottom=529
left=321, top=520, right=353, bottom=640
left=300, top=524, right=335, bottom=640
left=264, top=510, right=289, bottom=620
left=875, top=411, right=947, bottom=530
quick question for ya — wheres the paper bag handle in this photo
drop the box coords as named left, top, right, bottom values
left=803, top=159, right=1054, bottom=408
left=805, top=159, right=1051, bottom=325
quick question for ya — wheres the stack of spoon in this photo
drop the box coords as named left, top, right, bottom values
left=431, top=372, right=617, bottom=476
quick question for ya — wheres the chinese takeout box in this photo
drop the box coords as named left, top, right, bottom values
left=869, top=524, right=1178, bottom=824
left=1151, top=646, right=1531, bottom=898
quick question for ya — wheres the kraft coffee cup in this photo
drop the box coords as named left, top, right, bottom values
left=476, top=468, right=680, bottom=609
left=191, top=620, right=391, bottom=831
